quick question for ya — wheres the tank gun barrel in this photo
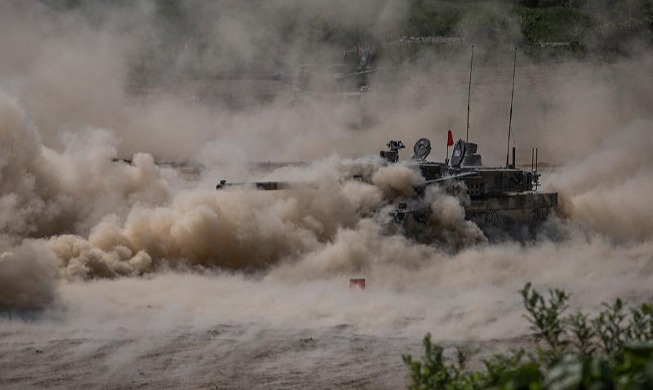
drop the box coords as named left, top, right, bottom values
left=216, top=180, right=317, bottom=191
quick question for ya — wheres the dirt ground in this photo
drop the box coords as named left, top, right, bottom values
left=0, top=303, right=535, bottom=390
left=0, top=323, right=413, bottom=389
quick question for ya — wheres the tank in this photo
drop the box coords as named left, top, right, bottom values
left=216, top=136, right=558, bottom=242
left=382, top=137, right=558, bottom=241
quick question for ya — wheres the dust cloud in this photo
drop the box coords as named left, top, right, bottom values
left=0, top=1, right=652, bottom=388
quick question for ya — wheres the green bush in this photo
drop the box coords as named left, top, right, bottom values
left=403, top=283, right=653, bottom=389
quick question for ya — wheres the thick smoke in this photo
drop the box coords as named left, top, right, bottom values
left=0, top=240, right=58, bottom=310
left=0, top=86, right=481, bottom=305
left=0, top=90, right=171, bottom=240
left=0, top=89, right=172, bottom=307
left=48, top=159, right=461, bottom=280
left=548, top=119, right=653, bottom=242
left=0, top=0, right=413, bottom=162
left=0, top=0, right=651, bottom=355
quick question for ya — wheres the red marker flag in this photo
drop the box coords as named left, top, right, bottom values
left=447, top=130, right=454, bottom=146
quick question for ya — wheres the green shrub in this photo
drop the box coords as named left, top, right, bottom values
left=404, top=283, right=653, bottom=389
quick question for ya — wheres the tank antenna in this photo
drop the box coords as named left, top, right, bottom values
left=466, top=44, right=474, bottom=142
left=506, top=47, right=517, bottom=167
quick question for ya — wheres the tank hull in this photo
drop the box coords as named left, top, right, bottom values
left=397, top=192, right=558, bottom=241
